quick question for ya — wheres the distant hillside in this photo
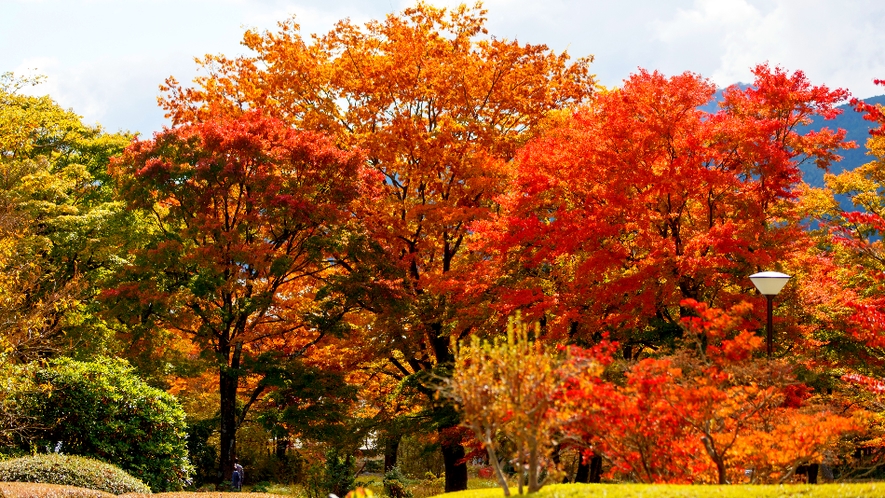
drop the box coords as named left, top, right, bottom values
left=799, top=95, right=885, bottom=188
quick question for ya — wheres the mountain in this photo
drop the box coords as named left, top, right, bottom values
left=799, top=95, right=885, bottom=188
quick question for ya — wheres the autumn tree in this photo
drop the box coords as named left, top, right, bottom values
left=0, top=71, right=132, bottom=361
left=107, top=109, right=365, bottom=481
left=159, top=3, right=596, bottom=489
left=804, top=81, right=885, bottom=352
left=675, top=300, right=861, bottom=484
left=562, top=355, right=706, bottom=483
left=444, top=313, right=610, bottom=494
left=561, top=301, right=862, bottom=484
left=480, top=66, right=851, bottom=352
left=797, top=80, right=885, bottom=473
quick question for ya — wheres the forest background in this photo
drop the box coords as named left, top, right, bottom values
left=5, top=1, right=885, bottom=495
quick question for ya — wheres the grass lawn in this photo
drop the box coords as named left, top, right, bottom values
left=432, top=482, right=885, bottom=498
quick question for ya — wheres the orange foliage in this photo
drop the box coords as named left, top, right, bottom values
left=157, top=4, right=596, bottom=489
left=560, top=302, right=864, bottom=484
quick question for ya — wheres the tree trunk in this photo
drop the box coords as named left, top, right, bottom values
left=429, top=322, right=468, bottom=492
left=275, top=437, right=289, bottom=460
left=715, top=458, right=727, bottom=485
left=484, top=434, right=510, bottom=497
left=218, top=341, right=242, bottom=483
left=589, top=455, right=603, bottom=483
left=384, top=434, right=401, bottom=472
left=441, top=435, right=468, bottom=492
left=807, top=463, right=819, bottom=484
left=701, top=435, right=726, bottom=485
left=550, top=444, right=568, bottom=484
left=528, top=445, right=541, bottom=493
left=575, top=457, right=590, bottom=483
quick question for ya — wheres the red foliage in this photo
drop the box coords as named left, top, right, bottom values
left=477, top=65, right=851, bottom=344
left=842, top=373, right=885, bottom=394
left=107, top=108, right=366, bottom=476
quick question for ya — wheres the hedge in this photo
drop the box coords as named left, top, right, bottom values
left=0, top=454, right=150, bottom=495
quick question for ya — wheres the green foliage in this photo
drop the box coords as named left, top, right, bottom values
left=383, top=466, right=413, bottom=498
left=256, top=357, right=358, bottom=445
left=396, top=436, right=443, bottom=479
left=321, top=449, right=355, bottom=498
left=0, top=71, right=133, bottom=363
left=184, top=417, right=218, bottom=489
left=0, top=362, right=36, bottom=449
left=0, top=454, right=150, bottom=495
left=11, top=357, right=192, bottom=492
left=252, top=480, right=272, bottom=493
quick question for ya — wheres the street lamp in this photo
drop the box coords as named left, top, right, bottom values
left=749, top=271, right=791, bottom=358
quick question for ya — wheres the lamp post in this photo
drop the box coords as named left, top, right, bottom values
left=749, top=271, right=791, bottom=358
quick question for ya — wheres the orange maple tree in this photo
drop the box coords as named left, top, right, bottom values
left=159, top=3, right=596, bottom=489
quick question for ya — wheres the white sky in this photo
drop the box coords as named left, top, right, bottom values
left=3, top=0, right=884, bottom=135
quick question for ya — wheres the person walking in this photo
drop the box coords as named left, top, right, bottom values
left=232, top=458, right=244, bottom=491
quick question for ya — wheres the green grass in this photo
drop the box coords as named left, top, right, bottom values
left=432, top=482, right=885, bottom=498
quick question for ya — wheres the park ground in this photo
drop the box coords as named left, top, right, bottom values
left=5, top=481, right=885, bottom=498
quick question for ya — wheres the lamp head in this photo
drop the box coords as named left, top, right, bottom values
left=749, top=271, right=791, bottom=296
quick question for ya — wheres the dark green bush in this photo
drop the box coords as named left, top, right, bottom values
left=184, top=417, right=217, bottom=488
left=383, top=466, right=413, bottom=498
left=0, top=454, right=150, bottom=495
left=11, top=357, right=192, bottom=491
left=321, top=448, right=355, bottom=498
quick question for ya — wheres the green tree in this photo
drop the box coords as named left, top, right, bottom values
left=10, top=357, right=192, bottom=491
left=0, top=72, right=132, bottom=361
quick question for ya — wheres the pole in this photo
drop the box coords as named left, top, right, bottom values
left=766, top=294, right=774, bottom=359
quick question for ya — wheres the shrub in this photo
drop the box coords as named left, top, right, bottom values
left=383, top=466, right=412, bottom=498
left=396, top=435, right=443, bottom=479
left=252, top=480, right=272, bottom=492
left=0, top=482, right=115, bottom=498
left=322, top=449, right=355, bottom=498
left=0, top=454, right=150, bottom=495
left=183, top=417, right=217, bottom=488
left=11, top=357, right=192, bottom=491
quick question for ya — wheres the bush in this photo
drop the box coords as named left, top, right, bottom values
left=0, top=482, right=115, bottom=498
left=252, top=480, right=272, bottom=492
left=383, top=466, right=412, bottom=498
left=322, top=449, right=355, bottom=497
left=183, top=417, right=217, bottom=488
left=396, top=435, right=443, bottom=479
left=0, top=454, right=150, bottom=495
left=11, top=357, right=192, bottom=491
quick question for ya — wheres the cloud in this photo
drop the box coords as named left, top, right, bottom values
left=13, top=54, right=193, bottom=135
left=6, top=0, right=885, bottom=136
left=652, top=0, right=885, bottom=97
